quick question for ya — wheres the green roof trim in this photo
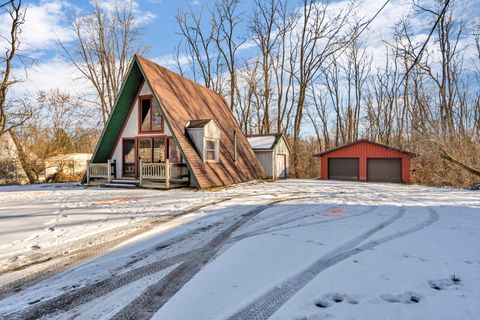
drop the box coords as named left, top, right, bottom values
left=90, top=61, right=143, bottom=163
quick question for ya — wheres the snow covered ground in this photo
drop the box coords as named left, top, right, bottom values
left=0, top=180, right=479, bottom=320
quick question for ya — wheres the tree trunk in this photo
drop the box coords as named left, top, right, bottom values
left=440, top=149, right=480, bottom=177
left=8, top=129, right=36, bottom=184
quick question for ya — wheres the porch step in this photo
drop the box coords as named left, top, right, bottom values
left=103, top=183, right=139, bottom=189
left=111, top=179, right=139, bottom=184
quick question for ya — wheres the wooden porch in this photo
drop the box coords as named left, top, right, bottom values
left=86, top=160, right=190, bottom=189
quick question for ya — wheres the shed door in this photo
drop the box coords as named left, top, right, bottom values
left=328, top=158, right=359, bottom=181
left=277, top=154, right=287, bottom=178
left=367, top=158, right=402, bottom=182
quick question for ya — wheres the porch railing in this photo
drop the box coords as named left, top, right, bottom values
left=86, top=159, right=189, bottom=189
left=141, top=162, right=167, bottom=179
left=139, top=160, right=189, bottom=189
left=86, top=160, right=114, bottom=184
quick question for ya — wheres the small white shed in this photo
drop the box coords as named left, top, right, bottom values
left=246, top=133, right=290, bottom=179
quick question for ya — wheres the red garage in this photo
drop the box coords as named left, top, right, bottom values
left=313, top=139, right=415, bottom=183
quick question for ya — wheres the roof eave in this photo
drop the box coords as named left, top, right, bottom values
left=312, top=139, right=415, bottom=157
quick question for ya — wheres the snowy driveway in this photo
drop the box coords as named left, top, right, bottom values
left=0, top=180, right=479, bottom=319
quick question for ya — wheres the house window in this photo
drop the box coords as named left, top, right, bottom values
left=140, top=97, right=163, bottom=132
left=138, top=138, right=165, bottom=163
left=205, top=139, right=219, bottom=162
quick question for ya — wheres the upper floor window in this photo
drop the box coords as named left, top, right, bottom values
left=205, top=138, right=219, bottom=162
left=139, top=96, right=163, bottom=132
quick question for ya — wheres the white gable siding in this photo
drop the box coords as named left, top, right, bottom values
left=110, top=82, right=171, bottom=176
left=205, top=121, right=221, bottom=139
left=274, top=137, right=289, bottom=154
left=139, top=82, right=151, bottom=96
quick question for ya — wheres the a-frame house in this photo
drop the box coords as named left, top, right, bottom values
left=85, top=55, right=264, bottom=189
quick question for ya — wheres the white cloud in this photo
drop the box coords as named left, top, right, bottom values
left=321, top=0, right=478, bottom=69
left=95, top=0, right=156, bottom=27
left=2, top=0, right=158, bottom=104
left=0, top=0, right=75, bottom=53
left=9, top=56, right=93, bottom=98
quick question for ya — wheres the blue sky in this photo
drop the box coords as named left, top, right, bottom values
left=2, top=0, right=479, bottom=100
left=2, top=0, right=259, bottom=97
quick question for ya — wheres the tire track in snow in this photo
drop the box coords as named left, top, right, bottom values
left=226, top=207, right=439, bottom=320
left=5, top=252, right=189, bottom=320
left=0, top=194, right=250, bottom=298
left=5, top=217, right=231, bottom=320
left=110, top=196, right=310, bottom=320
left=235, top=204, right=339, bottom=237
left=233, top=205, right=377, bottom=241
left=3, top=196, right=308, bottom=320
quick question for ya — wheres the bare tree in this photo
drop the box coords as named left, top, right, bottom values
left=236, top=59, right=261, bottom=133
left=290, top=0, right=354, bottom=175
left=10, top=89, right=93, bottom=183
left=411, top=0, right=463, bottom=137
left=0, top=0, right=26, bottom=134
left=62, top=0, right=148, bottom=125
left=212, top=0, right=244, bottom=112
left=272, top=1, right=297, bottom=134
left=176, top=4, right=218, bottom=89
left=0, top=0, right=38, bottom=183
left=249, top=0, right=281, bottom=133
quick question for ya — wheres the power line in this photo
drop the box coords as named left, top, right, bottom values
left=0, top=0, right=14, bottom=9
left=396, top=0, right=451, bottom=90
left=321, top=0, right=391, bottom=72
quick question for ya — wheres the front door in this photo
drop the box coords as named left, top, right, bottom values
left=122, top=139, right=136, bottom=177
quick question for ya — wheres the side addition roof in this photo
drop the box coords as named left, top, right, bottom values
left=186, top=119, right=213, bottom=128
left=313, top=139, right=416, bottom=157
left=246, top=133, right=290, bottom=152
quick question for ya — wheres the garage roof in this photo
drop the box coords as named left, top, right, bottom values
left=246, top=133, right=289, bottom=151
left=313, top=139, right=416, bottom=157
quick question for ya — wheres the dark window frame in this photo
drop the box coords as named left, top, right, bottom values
left=138, top=95, right=164, bottom=133
left=137, top=136, right=167, bottom=164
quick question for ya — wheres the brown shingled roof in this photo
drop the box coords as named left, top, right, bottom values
left=136, top=55, right=264, bottom=188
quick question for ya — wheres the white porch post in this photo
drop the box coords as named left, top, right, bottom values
left=165, top=159, right=170, bottom=189
left=107, top=159, right=112, bottom=183
left=139, top=158, right=143, bottom=188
